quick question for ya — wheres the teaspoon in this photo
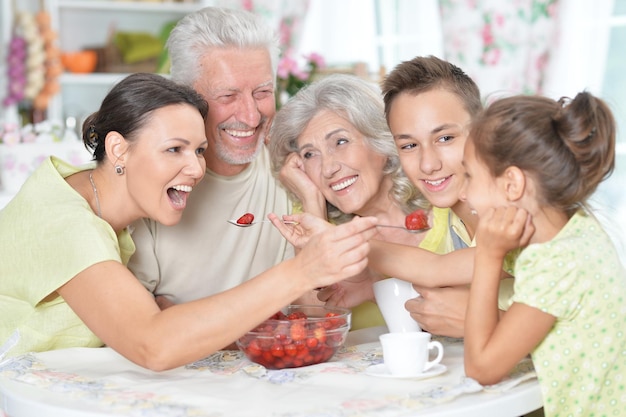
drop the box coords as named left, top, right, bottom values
left=227, top=219, right=299, bottom=228
left=376, top=225, right=431, bottom=234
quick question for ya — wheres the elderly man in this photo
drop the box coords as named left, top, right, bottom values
left=128, top=7, right=305, bottom=306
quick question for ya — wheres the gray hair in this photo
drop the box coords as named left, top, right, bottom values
left=166, top=7, right=280, bottom=86
left=269, top=73, right=428, bottom=223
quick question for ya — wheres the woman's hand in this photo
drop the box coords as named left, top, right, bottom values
left=279, top=153, right=326, bottom=218
left=293, top=216, right=378, bottom=289
left=268, top=212, right=333, bottom=249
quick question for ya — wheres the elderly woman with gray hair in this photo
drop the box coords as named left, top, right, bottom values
left=268, top=73, right=432, bottom=329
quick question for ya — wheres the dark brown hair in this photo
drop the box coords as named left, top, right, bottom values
left=82, top=73, right=208, bottom=162
left=470, top=92, right=616, bottom=215
left=381, top=55, right=483, bottom=120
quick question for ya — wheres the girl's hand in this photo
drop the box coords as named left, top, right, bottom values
left=268, top=212, right=333, bottom=249
left=279, top=153, right=326, bottom=218
left=476, top=206, right=534, bottom=258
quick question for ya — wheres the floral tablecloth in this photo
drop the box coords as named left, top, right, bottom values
left=0, top=336, right=537, bottom=417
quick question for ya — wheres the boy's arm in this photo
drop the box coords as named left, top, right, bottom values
left=368, top=240, right=476, bottom=287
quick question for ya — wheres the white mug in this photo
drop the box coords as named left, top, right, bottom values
left=373, top=277, right=421, bottom=332
left=379, top=331, right=444, bottom=376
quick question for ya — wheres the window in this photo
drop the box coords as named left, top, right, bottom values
left=297, top=0, right=442, bottom=78
left=596, top=0, right=626, bottom=262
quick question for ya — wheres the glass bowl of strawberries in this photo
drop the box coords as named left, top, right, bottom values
left=236, top=305, right=351, bottom=369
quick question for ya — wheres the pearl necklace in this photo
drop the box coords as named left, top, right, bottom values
left=89, top=171, right=102, bottom=218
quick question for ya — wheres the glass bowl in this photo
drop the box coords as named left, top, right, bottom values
left=236, top=305, right=351, bottom=369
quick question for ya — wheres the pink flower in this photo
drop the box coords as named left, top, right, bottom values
left=305, top=52, right=326, bottom=69
left=535, top=52, right=548, bottom=71
left=547, top=2, right=558, bottom=17
left=277, top=56, right=298, bottom=79
left=495, top=13, right=505, bottom=27
left=293, top=69, right=309, bottom=81
left=275, top=51, right=326, bottom=108
left=241, top=0, right=253, bottom=11
left=481, top=24, right=494, bottom=45
left=279, top=21, right=292, bottom=49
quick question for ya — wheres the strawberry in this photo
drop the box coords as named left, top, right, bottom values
left=290, top=322, right=307, bottom=341
left=246, top=339, right=262, bottom=357
left=270, top=342, right=285, bottom=357
left=284, top=343, right=298, bottom=357
left=286, top=311, right=307, bottom=320
left=405, top=209, right=429, bottom=230
left=313, top=327, right=327, bottom=344
left=305, top=337, right=319, bottom=349
left=324, top=312, right=347, bottom=329
left=236, top=212, right=254, bottom=224
left=268, top=311, right=287, bottom=320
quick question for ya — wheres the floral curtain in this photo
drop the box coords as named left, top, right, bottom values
left=439, top=0, right=625, bottom=263
left=439, top=0, right=559, bottom=98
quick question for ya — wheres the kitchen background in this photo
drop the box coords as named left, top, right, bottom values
left=1, top=0, right=624, bottom=264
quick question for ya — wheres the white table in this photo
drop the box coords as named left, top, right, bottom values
left=0, top=326, right=543, bottom=417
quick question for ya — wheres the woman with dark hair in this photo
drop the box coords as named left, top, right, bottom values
left=0, top=73, right=378, bottom=371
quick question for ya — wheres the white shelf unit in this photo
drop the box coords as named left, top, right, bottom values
left=47, top=0, right=212, bottom=122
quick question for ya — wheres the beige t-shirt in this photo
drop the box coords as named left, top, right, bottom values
left=128, top=146, right=294, bottom=303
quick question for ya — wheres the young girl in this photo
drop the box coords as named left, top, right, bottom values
left=462, top=91, right=626, bottom=416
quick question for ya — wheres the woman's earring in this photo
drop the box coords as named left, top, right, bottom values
left=115, top=165, right=125, bottom=175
